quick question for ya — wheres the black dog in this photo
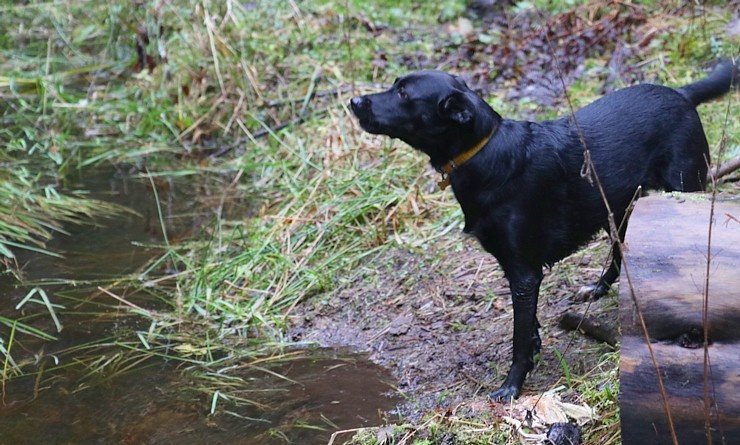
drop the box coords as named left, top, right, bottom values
left=350, top=60, right=736, bottom=400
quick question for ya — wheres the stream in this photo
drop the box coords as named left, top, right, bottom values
left=0, top=167, right=399, bottom=445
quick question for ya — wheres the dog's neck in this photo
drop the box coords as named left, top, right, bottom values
left=436, top=127, right=497, bottom=190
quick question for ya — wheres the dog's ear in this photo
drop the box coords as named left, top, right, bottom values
left=439, top=92, right=473, bottom=124
left=452, top=75, right=470, bottom=89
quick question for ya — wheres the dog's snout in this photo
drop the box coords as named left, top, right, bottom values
left=350, top=96, right=369, bottom=113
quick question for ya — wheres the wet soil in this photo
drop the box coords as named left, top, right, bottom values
left=290, top=235, right=618, bottom=418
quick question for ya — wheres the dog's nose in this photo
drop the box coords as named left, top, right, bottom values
left=350, top=96, right=368, bottom=112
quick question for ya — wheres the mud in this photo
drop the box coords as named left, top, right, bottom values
left=290, top=235, right=618, bottom=418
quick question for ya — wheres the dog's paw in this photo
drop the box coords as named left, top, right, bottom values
left=575, top=284, right=608, bottom=302
left=489, top=384, right=520, bottom=402
left=575, top=285, right=596, bottom=301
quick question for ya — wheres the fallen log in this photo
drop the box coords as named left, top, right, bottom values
left=619, top=193, right=740, bottom=445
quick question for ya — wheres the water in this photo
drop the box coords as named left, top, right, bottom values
left=0, top=167, right=399, bottom=444
left=0, top=350, right=398, bottom=445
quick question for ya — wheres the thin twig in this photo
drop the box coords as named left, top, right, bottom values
left=707, top=156, right=740, bottom=183
left=327, top=428, right=366, bottom=445
left=538, top=8, right=680, bottom=442
left=529, top=11, right=642, bottom=427
left=97, top=286, right=151, bottom=314
left=701, top=57, right=736, bottom=445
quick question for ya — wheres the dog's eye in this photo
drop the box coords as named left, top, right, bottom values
left=398, top=87, right=409, bottom=101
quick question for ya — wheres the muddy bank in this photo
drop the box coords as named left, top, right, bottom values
left=290, top=236, right=618, bottom=418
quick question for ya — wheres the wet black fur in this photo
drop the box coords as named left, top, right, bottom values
left=350, top=60, right=736, bottom=400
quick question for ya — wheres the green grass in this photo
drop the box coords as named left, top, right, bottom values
left=0, top=0, right=738, bottom=444
left=0, top=164, right=127, bottom=261
left=0, top=0, right=469, bottom=413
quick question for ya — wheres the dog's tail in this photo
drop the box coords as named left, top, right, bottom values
left=677, top=59, right=738, bottom=106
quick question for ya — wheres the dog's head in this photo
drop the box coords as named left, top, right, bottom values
left=350, top=71, right=496, bottom=163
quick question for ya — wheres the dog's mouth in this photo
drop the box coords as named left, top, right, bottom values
left=355, top=116, right=384, bottom=134
left=350, top=96, right=386, bottom=135
left=351, top=109, right=384, bottom=135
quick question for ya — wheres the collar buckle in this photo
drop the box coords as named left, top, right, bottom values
left=437, top=173, right=451, bottom=190
left=436, top=127, right=496, bottom=190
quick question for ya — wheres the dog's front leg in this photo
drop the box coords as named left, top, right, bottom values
left=491, top=268, right=543, bottom=401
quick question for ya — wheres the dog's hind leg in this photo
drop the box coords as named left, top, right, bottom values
left=579, top=240, right=622, bottom=300
left=576, top=212, right=630, bottom=301
left=662, top=161, right=707, bottom=192
left=662, top=125, right=710, bottom=192
left=491, top=266, right=543, bottom=401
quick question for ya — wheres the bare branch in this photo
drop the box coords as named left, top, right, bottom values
left=708, top=156, right=740, bottom=182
